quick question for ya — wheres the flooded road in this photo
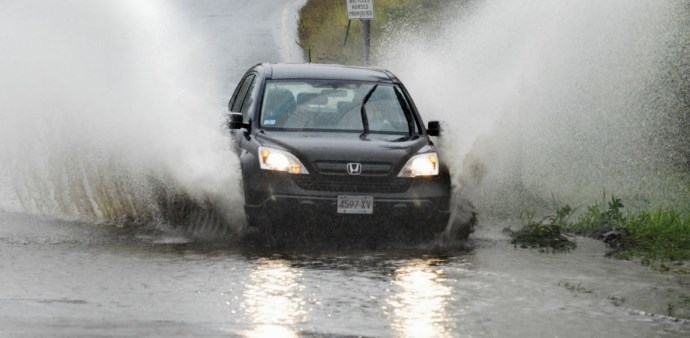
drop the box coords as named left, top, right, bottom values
left=1, top=212, right=689, bottom=337
left=1, top=0, right=689, bottom=336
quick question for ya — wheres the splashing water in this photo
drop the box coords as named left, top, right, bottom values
left=378, top=0, right=690, bottom=216
left=1, top=0, right=686, bottom=235
left=0, top=1, right=245, bottom=235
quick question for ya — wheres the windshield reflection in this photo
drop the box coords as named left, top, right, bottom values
left=241, top=259, right=306, bottom=338
left=387, top=259, right=453, bottom=338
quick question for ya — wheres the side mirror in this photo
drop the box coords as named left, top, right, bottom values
left=427, top=121, right=442, bottom=137
left=228, top=113, right=244, bottom=130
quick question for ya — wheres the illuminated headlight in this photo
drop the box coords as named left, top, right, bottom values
left=398, top=152, right=439, bottom=177
left=258, top=146, right=309, bottom=174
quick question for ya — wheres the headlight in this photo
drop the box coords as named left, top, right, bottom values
left=397, top=152, right=439, bottom=177
left=258, top=146, right=309, bottom=174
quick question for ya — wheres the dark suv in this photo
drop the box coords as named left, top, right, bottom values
left=228, top=63, right=453, bottom=241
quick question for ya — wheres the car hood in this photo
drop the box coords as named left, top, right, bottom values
left=256, top=131, right=430, bottom=172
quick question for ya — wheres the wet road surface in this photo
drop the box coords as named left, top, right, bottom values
left=1, top=212, right=689, bottom=337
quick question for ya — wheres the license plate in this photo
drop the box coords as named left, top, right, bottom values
left=337, top=195, right=373, bottom=214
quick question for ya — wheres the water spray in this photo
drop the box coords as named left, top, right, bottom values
left=0, top=0, right=245, bottom=236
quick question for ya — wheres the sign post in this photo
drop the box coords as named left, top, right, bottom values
left=346, top=0, right=374, bottom=65
left=361, top=19, right=370, bottom=65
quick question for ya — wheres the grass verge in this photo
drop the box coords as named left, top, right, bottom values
left=509, top=195, right=690, bottom=266
left=568, top=196, right=690, bottom=262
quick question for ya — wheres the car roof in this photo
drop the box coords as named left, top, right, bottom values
left=261, top=63, right=398, bottom=83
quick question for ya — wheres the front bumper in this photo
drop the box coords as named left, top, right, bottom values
left=245, top=195, right=451, bottom=234
left=242, top=169, right=451, bottom=232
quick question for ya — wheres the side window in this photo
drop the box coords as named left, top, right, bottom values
left=229, top=74, right=256, bottom=113
left=228, top=76, right=246, bottom=111
left=240, top=76, right=257, bottom=122
left=394, top=85, right=422, bottom=134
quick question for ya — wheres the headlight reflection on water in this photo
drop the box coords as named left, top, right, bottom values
left=387, top=259, right=454, bottom=338
left=241, top=259, right=307, bottom=338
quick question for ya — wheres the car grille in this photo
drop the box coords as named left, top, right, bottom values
left=291, top=160, right=410, bottom=193
left=292, top=175, right=411, bottom=193
left=314, top=160, right=392, bottom=176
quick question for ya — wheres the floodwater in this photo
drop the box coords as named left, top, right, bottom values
left=1, top=212, right=689, bottom=337
left=1, top=0, right=689, bottom=337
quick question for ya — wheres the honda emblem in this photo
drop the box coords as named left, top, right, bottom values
left=346, top=163, right=362, bottom=176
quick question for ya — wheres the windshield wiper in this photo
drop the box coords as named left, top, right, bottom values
left=359, top=84, right=378, bottom=138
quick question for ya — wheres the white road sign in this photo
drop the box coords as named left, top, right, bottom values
left=347, top=0, right=374, bottom=20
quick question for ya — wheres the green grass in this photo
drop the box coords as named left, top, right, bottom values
left=566, top=195, right=690, bottom=262
left=567, top=196, right=625, bottom=235
left=505, top=206, right=577, bottom=253
left=508, top=195, right=690, bottom=263
left=620, top=209, right=690, bottom=261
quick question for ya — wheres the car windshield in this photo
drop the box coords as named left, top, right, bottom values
left=260, top=80, right=418, bottom=135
